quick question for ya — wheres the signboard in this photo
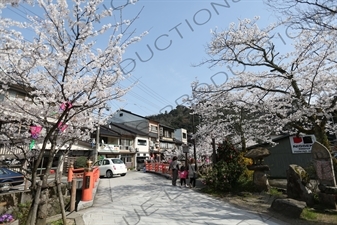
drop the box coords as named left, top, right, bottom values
left=289, top=135, right=316, bottom=154
left=99, top=144, right=120, bottom=153
left=183, top=146, right=189, bottom=153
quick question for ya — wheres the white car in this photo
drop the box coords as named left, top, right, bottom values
left=94, top=158, right=127, bottom=178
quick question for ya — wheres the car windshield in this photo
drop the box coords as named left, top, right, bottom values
left=94, top=161, right=102, bottom=166
left=111, top=159, right=124, bottom=164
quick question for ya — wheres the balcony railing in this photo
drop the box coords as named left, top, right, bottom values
left=98, top=144, right=120, bottom=153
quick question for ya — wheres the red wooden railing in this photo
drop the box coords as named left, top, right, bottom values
left=67, top=164, right=100, bottom=208
left=145, top=162, right=172, bottom=177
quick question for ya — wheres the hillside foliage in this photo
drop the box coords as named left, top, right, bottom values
left=146, top=105, right=200, bottom=133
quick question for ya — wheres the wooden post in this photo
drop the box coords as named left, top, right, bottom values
left=68, top=162, right=76, bottom=212
left=70, top=179, right=76, bottom=212
left=81, top=159, right=93, bottom=201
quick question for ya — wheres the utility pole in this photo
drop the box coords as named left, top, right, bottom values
left=94, top=125, right=100, bottom=163
left=192, top=113, right=197, bottom=171
left=212, top=138, right=216, bottom=164
left=93, top=104, right=110, bottom=163
left=93, top=106, right=108, bottom=163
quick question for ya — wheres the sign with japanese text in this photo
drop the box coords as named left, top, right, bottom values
left=289, top=135, right=316, bottom=153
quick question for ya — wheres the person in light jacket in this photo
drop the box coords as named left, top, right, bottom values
left=188, top=158, right=196, bottom=188
left=169, top=156, right=178, bottom=186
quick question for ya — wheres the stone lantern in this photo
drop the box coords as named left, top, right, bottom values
left=244, top=147, right=270, bottom=192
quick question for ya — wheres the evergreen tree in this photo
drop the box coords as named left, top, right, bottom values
left=204, top=139, right=247, bottom=192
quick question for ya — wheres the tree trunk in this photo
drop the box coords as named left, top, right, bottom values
left=56, top=155, right=67, bottom=224
left=26, top=181, right=42, bottom=225
left=27, top=143, right=56, bottom=225
left=36, top=188, right=49, bottom=225
left=35, top=150, right=56, bottom=225
left=314, top=125, right=330, bottom=150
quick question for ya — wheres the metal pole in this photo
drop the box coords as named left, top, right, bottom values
left=212, top=138, right=216, bottom=164
left=93, top=108, right=104, bottom=163
left=94, top=125, right=100, bottom=163
left=192, top=113, right=197, bottom=171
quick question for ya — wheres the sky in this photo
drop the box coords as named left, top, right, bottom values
left=2, top=0, right=294, bottom=117
left=112, top=0, right=276, bottom=116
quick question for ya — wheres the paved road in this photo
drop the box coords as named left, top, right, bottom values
left=77, top=171, right=288, bottom=225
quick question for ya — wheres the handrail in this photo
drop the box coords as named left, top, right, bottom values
left=145, top=162, right=172, bottom=178
left=67, top=166, right=85, bottom=182
left=67, top=166, right=100, bottom=182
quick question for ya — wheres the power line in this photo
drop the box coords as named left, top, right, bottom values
left=4, top=3, right=176, bottom=116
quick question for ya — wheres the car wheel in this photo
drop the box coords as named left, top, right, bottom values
left=106, top=170, right=113, bottom=178
left=120, top=173, right=126, bottom=177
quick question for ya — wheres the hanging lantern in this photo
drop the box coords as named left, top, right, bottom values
left=30, top=125, right=42, bottom=139
left=60, top=101, right=73, bottom=111
left=58, top=122, right=68, bottom=132
left=29, top=140, right=35, bottom=150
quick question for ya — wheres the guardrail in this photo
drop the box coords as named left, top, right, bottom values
left=145, top=162, right=172, bottom=178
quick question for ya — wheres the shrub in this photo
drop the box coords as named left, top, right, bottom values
left=74, top=156, right=88, bottom=169
left=11, top=202, right=30, bottom=225
left=203, top=140, right=252, bottom=193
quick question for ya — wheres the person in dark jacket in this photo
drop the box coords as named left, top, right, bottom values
left=169, top=156, right=178, bottom=186
left=188, top=158, right=197, bottom=188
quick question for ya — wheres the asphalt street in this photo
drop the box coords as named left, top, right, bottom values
left=77, top=171, right=288, bottom=225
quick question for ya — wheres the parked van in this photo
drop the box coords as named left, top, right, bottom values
left=136, top=157, right=147, bottom=171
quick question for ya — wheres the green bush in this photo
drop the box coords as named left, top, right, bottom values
left=74, top=156, right=87, bottom=169
left=203, top=140, right=251, bottom=193
left=11, top=202, right=31, bottom=225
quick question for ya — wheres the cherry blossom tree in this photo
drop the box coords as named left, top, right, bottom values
left=265, top=0, right=337, bottom=31
left=0, top=0, right=145, bottom=224
left=192, top=15, right=337, bottom=150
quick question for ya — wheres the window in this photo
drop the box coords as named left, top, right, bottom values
left=160, top=127, right=163, bottom=136
left=111, top=158, right=124, bottom=164
left=137, top=139, right=147, bottom=146
left=8, top=90, right=17, bottom=100
left=121, top=155, right=132, bottom=163
left=160, top=142, right=167, bottom=149
left=100, top=136, right=108, bottom=145
left=150, top=125, right=158, bottom=133
left=168, top=143, right=175, bottom=149
left=103, top=159, right=110, bottom=165
left=183, top=133, right=187, bottom=139
left=120, top=139, right=132, bottom=146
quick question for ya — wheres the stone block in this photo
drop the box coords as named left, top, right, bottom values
left=270, top=198, right=306, bottom=218
left=318, top=192, right=337, bottom=209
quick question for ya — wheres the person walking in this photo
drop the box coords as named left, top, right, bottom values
left=179, top=165, right=188, bottom=188
left=169, top=156, right=178, bottom=186
left=188, top=158, right=197, bottom=188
